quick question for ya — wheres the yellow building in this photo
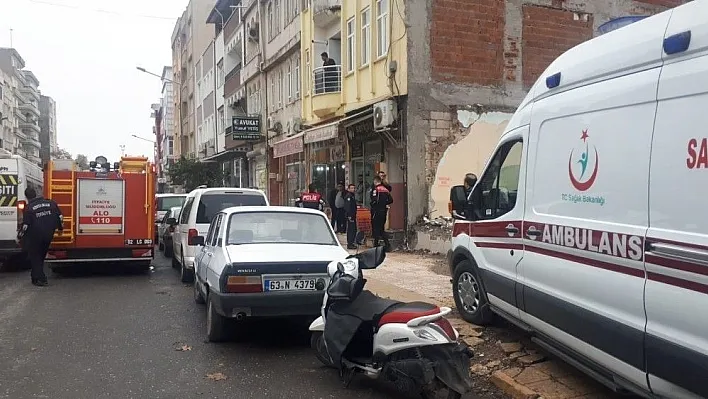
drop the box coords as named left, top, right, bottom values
left=278, top=0, right=407, bottom=232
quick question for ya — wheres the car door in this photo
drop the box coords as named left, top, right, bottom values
left=644, top=4, right=708, bottom=398
left=196, top=213, right=219, bottom=284
left=158, top=210, right=170, bottom=244
left=205, top=213, right=226, bottom=288
left=464, top=129, right=527, bottom=319
left=175, top=197, right=195, bottom=262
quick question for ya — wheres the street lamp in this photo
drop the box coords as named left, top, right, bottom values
left=136, top=66, right=180, bottom=85
left=131, top=134, right=156, bottom=144
left=136, top=66, right=183, bottom=160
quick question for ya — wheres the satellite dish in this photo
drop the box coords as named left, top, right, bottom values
left=95, top=156, right=108, bottom=164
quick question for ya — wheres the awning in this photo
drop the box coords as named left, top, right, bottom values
left=303, top=120, right=340, bottom=144
left=199, top=149, right=242, bottom=163
left=273, top=133, right=304, bottom=158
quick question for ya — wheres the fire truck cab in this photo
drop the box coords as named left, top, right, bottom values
left=44, top=156, right=157, bottom=270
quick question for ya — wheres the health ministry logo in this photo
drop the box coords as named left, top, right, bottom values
left=568, top=129, right=599, bottom=192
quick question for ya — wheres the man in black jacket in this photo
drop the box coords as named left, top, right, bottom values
left=370, top=176, right=393, bottom=251
left=17, top=187, right=63, bottom=286
left=344, top=184, right=358, bottom=249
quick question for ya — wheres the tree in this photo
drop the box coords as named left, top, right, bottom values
left=75, top=154, right=89, bottom=170
left=167, top=156, right=226, bottom=192
left=50, top=148, right=73, bottom=160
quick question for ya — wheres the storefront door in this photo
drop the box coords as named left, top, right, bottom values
left=350, top=138, right=383, bottom=206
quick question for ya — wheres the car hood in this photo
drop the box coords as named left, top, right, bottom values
left=225, top=243, right=349, bottom=263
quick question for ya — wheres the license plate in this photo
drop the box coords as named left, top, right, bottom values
left=264, top=278, right=318, bottom=292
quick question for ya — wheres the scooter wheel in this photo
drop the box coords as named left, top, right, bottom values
left=310, top=332, right=335, bottom=368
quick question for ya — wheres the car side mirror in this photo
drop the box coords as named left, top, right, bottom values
left=188, top=235, right=205, bottom=246
left=165, top=217, right=177, bottom=226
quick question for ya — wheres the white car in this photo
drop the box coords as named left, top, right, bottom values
left=191, top=206, right=349, bottom=342
left=157, top=206, right=182, bottom=258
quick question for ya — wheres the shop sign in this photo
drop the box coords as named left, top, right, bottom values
left=232, top=116, right=262, bottom=141
left=330, top=145, right=345, bottom=162
left=273, top=134, right=304, bottom=158
left=304, top=123, right=338, bottom=144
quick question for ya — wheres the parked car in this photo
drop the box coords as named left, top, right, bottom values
left=154, top=193, right=186, bottom=242
left=158, top=206, right=182, bottom=258
left=191, top=206, right=349, bottom=342
left=448, top=3, right=708, bottom=398
left=168, top=186, right=269, bottom=283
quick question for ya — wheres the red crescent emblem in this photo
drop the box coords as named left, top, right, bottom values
left=568, top=148, right=599, bottom=192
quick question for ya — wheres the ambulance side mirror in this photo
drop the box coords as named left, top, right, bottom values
left=450, top=185, right=471, bottom=220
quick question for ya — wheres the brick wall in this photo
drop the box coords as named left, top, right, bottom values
left=522, top=5, right=594, bottom=88
left=430, top=0, right=505, bottom=86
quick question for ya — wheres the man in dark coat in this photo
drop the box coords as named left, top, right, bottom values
left=17, top=187, right=63, bottom=286
left=344, top=184, right=358, bottom=249
left=369, top=176, right=393, bottom=251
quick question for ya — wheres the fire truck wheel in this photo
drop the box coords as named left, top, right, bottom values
left=136, top=261, right=151, bottom=273
left=180, top=256, right=195, bottom=283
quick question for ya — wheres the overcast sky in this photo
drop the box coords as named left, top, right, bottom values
left=0, top=0, right=188, bottom=162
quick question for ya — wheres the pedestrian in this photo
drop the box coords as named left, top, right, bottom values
left=378, top=171, right=392, bottom=192
left=16, top=187, right=63, bottom=287
left=334, top=181, right=347, bottom=233
left=344, top=183, right=358, bottom=249
left=295, top=184, right=325, bottom=211
left=320, top=52, right=338, bottom=93
left=369, top=176, right=393, bottom=251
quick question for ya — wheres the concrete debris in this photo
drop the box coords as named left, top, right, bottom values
left=517, top=353, right=547, bottom=365
left=499, top=342, right=524, bottom=354
left=470, top=363, right=491, bottom=376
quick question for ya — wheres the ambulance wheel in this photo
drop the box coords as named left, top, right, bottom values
left=180, top=255, right=194, bottom=283
left=453, top=259, right=494, bottom=325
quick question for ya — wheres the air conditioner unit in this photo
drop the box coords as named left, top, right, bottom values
left=248, top=22, right=259, bottom=42
left=291, top=118, right=304, bottom=134
left=373, top=99, right=398, bottom=130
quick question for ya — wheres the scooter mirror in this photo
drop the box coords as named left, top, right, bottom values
left=336, top=262, right=345, bottom=272
left=327, top=260, right=340, bottom=277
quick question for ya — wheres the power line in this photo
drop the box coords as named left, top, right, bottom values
left=27, top=0, right=178, bottom=21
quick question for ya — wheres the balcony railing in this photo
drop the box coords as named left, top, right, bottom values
left=312, top=65, right=341, bottom=95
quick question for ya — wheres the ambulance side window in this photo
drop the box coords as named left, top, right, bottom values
left=180, top=197, right=194, bottom=225
left=471, top=140, right=523, bottom=220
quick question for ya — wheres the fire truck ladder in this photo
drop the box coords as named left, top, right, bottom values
left=47, top=160, right=76, bottom=244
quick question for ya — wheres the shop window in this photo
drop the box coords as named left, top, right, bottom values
left=285, top=159, right=305, bottom=206
left=350, top=137, right=383, bottom=207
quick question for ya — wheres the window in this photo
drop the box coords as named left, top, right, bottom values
left=271, top=79, right=276, bottom=110
left=305, top=50, right=310, bottom=93
left=275, top=0, right=281, bottom=34
left=196, top=192, right=268, bottom=224
left=470, top=140, right=523, bottom=220
left=168, top=139, right=174, bottom=155
left=180, top=197, right=195, bottom=224
left=361, top=8, right=371, bottom=66
left=279, top=69, right=284, bottom=108
left=294, top=57, right=300, bottom=96
left=226, top=212, right=337, bottom=245
left=205, top=213, right=219, bottom=246
left=287, top=62, right=292, bottom=101
left=346, top=17, right=355, bottom=72
left=218, top=107, right=224, bottom=133
left=268, top=3, right=274, bottom=39
left=376, top=0, right=389, bottom=58
left=157, top=195, right=186, bottom=211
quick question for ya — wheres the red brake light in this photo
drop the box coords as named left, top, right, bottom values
left=188, top=228, right=198, bottom=238
left=433, top=318, right=456, bottom=341
left=225, top=276, right=263, bottom=293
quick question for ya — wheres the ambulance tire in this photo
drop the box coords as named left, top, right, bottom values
left=180, top=255, right=194, bottom=283
left=452, top=259, right=494, bottom=325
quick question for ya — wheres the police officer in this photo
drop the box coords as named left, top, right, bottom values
left=17, top=187, right=63, bottom=286
left=295, top=184, right=325, bottom=211
left=344, top=183, right=358, bottom=249
left=369, top=176, right=393, bottom=250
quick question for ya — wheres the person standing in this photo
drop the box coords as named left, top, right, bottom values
left=344, top=184, right=358, bottom=249
left=369, top=176, right=393, bottom=251
left=295, top=184, right=325, bottom=211
left=334, top=182, right=346, bottom=233
left=378, top=171, right=392, bottom=192
left=16, top=187, right=63, bottom=286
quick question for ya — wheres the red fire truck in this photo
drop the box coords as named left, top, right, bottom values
left=43, top=156, right=157, bottom=270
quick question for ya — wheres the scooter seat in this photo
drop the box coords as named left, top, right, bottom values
left=377, top=302, right=441, bottom=327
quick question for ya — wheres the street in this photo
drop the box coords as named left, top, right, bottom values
left=0, top=250, right=481, bottom=399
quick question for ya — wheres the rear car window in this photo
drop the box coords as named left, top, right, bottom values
left=158, top=196, right=186, bottom=211
left=196, top=192, right=267, bottom=224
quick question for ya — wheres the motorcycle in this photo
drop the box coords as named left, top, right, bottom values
left=309, top=233, right=474, bottom=399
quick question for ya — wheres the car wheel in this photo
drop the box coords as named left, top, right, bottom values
left=171, top=253, right=179, bottom=269
left=180, top=255, right=194, bottom=283
left=194, top=277, right=205, bottom=304
left=158, top=241, right=164, bottom=251
left=452, top=259, right=494, bottom=325
left=164, top=243, right=173, bottom=258
left=310, top=331, right=334, bottom=368
left=206, top=295, right=228, bottom=342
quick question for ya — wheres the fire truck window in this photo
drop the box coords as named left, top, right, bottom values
left=180, top=197, right=195, bottom=225
left=196, top=193, right=268, bottom=224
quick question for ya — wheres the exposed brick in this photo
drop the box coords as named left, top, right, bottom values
left=634, top=0, right=686, bottom=7
left=431, top=0, right=505, bottom=86
left=521, top=5, right=594, bottom=89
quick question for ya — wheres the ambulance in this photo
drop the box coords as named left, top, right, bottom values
left=0, top=149, right=43, bottom=270
left=44, top=155, right=157, bottom=270
left=448, top=2, right=707, bottom=398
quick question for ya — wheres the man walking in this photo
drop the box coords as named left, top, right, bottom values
left=369, top=176, right=393, bottom=251
left=344, top=184, right=358, bottom=249
left=17, top=187, right=63, bottom=286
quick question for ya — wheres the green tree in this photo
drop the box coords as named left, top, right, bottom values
left=50, top=148, right=73, bottom=160
left=75, top=154, right=89, bottom=170
left=167, top=156, right=226, bottom=192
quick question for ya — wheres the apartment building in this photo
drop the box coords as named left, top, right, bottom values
left=0, top=69, right=13, bottom=152
left=159, top=66, right=176, bottom=191
left=38, top=94, right=57, bottom=164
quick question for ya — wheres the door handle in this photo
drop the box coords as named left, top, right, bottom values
left=505, top=224, right=519, bottom=234
left=207, top=252, right=213, bottom=257
left=526, top=228, right=542, bottom=237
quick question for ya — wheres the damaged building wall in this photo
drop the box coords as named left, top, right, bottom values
left=405, top=0, right=688, bottom=229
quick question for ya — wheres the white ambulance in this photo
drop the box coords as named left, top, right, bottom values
left=0, top=149, right=43, bottom=270
left=448, top=2, right=707, bottom=398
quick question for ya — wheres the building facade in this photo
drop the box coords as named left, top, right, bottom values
left=159, top=67, right=176, bottom=191
left=38, top=94, right=57, bottom=164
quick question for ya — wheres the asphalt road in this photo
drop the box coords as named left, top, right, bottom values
left=0, top=250, right=481, bottom=399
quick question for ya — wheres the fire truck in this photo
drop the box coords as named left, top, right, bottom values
left=43, top=155, right=157, bottom=270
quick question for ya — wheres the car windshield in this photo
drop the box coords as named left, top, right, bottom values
left=226, top=212, right=337, bottom=246
left=157, top=196, right=186, bottom=211
left=196, top=192, right=267, bottom=224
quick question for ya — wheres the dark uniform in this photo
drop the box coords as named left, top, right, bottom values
left=295, top=191, right=325, bottom=211
left=18, top=196, right=63, bottom=284
left=369, top=183, right=393, bottom=249
left=344, top=190, right=358, bottom=248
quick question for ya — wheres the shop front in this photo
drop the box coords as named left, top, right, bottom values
left=229, top=114, right=265, bottom=190
left=272, top=133, right=305, bottom=207
left=247, top=142, right=267, bottom=191
left=304, top=121, right=346, bottom=200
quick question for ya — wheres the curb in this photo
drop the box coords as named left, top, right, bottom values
left=490, top=370, right=540, bottom=399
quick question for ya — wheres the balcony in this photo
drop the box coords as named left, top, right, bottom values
left=313, top=0, right=341, bottom=26
left=311, top=65, right=342, bottom=118
left=21, top=136, right=41, bottom=150
left=224, top=66, right=242, bottom=98
left=19, top=85, right=39, bottom=101
left=19, top=101, right=40, bottom=117
left=20, top=119, right=40, bottom=133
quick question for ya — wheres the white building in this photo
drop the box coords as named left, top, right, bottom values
left=39, top=94, right=58, bottom=164
left=160, top=66, right=175, bottom=178
left=196, top=40, right=217, bottom=159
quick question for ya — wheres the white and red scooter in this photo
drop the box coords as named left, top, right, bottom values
left=309, top=237, right=473, bottom=399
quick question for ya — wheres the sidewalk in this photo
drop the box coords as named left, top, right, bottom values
left=338, top=236, right=622, bottom=399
